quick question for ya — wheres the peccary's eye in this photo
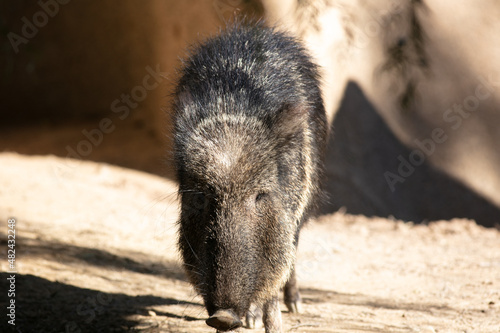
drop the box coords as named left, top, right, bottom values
left=192, top=192, right=206, bottom=210
left=255, top=192, right=268, bottom=203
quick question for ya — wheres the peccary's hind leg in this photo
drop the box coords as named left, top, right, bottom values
left=263, top=294, right=282, bottom=333
left=284, top=266, right=301, bottom=313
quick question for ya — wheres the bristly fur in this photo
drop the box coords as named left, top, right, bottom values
left=172, top=21, right=328, bottom=331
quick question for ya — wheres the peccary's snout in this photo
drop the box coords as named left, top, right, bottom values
left=206, top=309, right=243, bottom=331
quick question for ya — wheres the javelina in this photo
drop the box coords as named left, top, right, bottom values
left=173, top=23, right=328, bottom=333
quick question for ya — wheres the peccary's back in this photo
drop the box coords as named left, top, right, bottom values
left=173, top=23, right=328, bottom=227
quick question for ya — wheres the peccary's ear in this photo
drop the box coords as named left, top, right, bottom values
left=274, top=102, right=309, bottom=138
left=177, top=89, right=194, bottom=108
left=175, top=89, right=196, bottom=127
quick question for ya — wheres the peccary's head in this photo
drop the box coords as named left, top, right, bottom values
left=174, top=108, right=306, bottom=320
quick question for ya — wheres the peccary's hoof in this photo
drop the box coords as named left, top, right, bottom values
left=245, top=304, right=263, bottom=329
left=285, top=299, right=302, bottom=314
left=206, top=310, right=243, bottom=331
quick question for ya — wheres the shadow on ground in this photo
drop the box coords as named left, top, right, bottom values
left=0, top=273, right=202, bottom=333
left=0, top=235, right=195, bottom=332
left=301, top=287, right=455, bottom=315
left=0, top=235, right=186, bottom=282
left=8, top=234, right=187, bottom=281
left=298, top=288, right=464, bottom=333
left=321, top=81, right=500, bottom=228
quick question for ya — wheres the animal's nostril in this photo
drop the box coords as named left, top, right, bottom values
left=206, top=309, right=243, bottom=331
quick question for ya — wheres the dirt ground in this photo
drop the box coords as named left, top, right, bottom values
left=1, top=153, right=499, bottom=333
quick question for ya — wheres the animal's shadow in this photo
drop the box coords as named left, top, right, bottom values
left=321, top=81, right=500, bottom=227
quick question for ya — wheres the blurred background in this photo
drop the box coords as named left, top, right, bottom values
left=1, top=0, right=499, bottom=227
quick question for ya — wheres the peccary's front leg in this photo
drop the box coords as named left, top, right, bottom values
left=284, top=267, right=301, bottom=313
left=263, top=294, right=282, bottom=333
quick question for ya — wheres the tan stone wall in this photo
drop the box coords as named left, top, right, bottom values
left=261, top=0, right=500, bottom=224
left=1, top=0, right=499, bottom=224
left=1, top=0, right=259, bottom=128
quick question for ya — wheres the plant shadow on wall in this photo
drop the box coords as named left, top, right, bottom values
left=320, top=81, right=500, bottom=228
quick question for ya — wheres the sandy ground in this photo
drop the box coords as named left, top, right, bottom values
left=0, top=153, right=499, bottom=333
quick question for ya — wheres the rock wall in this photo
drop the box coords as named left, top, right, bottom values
left=1, top=0, right=499, bottom=225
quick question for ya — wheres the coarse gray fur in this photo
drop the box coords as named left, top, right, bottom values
left=173, top=22, right=328, bottom=332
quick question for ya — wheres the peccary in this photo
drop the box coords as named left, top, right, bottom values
left=173, top=23, right=328, bottom=333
